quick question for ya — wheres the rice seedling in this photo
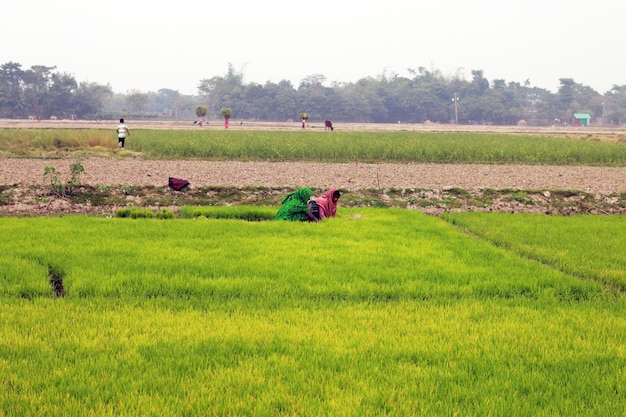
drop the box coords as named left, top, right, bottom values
left=443, top=212, right=626, bottom=291
left=0, top=209, right=608, bottom=301
left=1, top=209, right=625, bottom=416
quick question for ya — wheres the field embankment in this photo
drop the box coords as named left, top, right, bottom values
left=1, top=124, right=625, bottom=215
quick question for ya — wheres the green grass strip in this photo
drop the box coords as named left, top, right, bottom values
left=0, top=209, right=608, bottom=302
left=2, top=128, right=625, bottom=165
left=2, top=298, right=625, bottom=416
left=2, top=210, right=626, bottom=415
left=444, top=212, right=626, bottom=291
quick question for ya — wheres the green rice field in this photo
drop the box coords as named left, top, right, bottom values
left=1, top=209, right=625, bottom=416
left=1, top=128, right=625, bottom=165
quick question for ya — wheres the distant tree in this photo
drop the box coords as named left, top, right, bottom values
left=299, top=74, right=327, bottom=89
left=198, top=63, right=244, bottom=118
left=1, top=63, right=84, bottom=118
left=126, top=90, right=149, bottom=117
left=604, top=85, right=626, bottom=124
left=22, top=65, right=56, bottom=117
left=558, top=78, right=601, bottom=121
left=243, top=83, right=266, bottom=119
left=492, top=79, right=507, bottom=90
left=11, top=60, right=626, bottom=126
left=525, top=86, right=561, bottom=125
left=154, top=88, right=181, bottom=116
left=558, top=78, right=577, bottom=108
left=0, top=62, right=26, bottom=118
left=274, top=82, right=297, bottom=120
left=74, top=82, right=113, bottom=118
left=471, top=70, right=490, bottom=95
left=47, top=72, right=78, bottom=117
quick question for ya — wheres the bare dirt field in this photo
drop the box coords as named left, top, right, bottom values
left=3, top=118, right=626, bottom=139
left=2, top=158, right=626, bottom=194
left=1, top=120, right=625, bottom=215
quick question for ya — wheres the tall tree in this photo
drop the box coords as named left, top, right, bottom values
left=604, top=85, right=626, bottom=124
left=22, top=65, right=56, bottom=117
left=198, top=63, right=245, bottom=118
left=471, top=69, right=490, bottom=95
left=48, top=72, right=78, bottom=117
left=0, top=62, right=26, bottom=118
left=557, top=78, right=602, bottom=121
left=126, top=90, right=149, bottom=116
left=274, top=81, right=297, bottom=121
left=74, top=82, right=113, bottom=118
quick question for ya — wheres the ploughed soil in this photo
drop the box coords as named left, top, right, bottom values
left=1, top=157, right=625, bottom=216
left=1, top=119, right=625, bottom=216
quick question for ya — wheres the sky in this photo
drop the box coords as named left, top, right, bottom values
left=2, top=0, right=625, bottom=96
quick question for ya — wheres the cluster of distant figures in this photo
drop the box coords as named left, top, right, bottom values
left=191, top=119, right=334, bottom=130
left=303, top=119, right=334, bottom=131
left=28, top=114, right=78, bottom=121
left=114, top=119, right=340, bottom=216
left=275, top=188, right=340, bottom=222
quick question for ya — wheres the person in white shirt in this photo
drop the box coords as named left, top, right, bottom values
left=116, top=118, right=130, bottom=149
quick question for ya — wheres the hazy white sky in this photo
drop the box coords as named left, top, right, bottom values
left=2, top=0, right=625, bottom=95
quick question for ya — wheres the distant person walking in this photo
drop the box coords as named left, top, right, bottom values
left=116, top=118, right=129, bottom=149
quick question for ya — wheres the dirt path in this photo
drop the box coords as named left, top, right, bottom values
left=2, top=157, right=625, bottom=194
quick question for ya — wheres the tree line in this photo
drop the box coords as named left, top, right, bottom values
left=2, top=61, right=626, bottom=125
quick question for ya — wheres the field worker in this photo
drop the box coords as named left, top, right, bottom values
left=275, top=187, right=318, bottom=222
left=116, top=118, right=130, bottom=149
left=314, top=188, right=341, bottom=219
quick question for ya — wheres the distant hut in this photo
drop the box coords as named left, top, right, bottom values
left=572, top=113, right=591, bottom=127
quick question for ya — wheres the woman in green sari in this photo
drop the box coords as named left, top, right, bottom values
left=275, top=187, right=318, bottom=222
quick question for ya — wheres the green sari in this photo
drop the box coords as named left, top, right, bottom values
left=275, top=188, right=313, bottom=221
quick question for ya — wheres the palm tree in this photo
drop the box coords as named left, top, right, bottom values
left=220, top=107, right=233, bottom=128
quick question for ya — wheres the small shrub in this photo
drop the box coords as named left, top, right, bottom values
left=115, top=207, right=154, bottom=218
left=369, top=200, right=389, bottom=208
left=69, top=162, right=85, bottom=186
left=96, top=185, right=110, bottom=194
left=445, top=187, right=471, bottom=198
left=43, top=162, right=85, bottom=197
left=178, top=206, right=275, bottom=221
left=43, top=166, right=65, bottom=196
left=119, top=184, right=134, bottom=195
left=0, top=185, right=12, bottom=205
left=552, top=190, right=583, bottom=198
left=155, top=209, right=175, bottom=219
